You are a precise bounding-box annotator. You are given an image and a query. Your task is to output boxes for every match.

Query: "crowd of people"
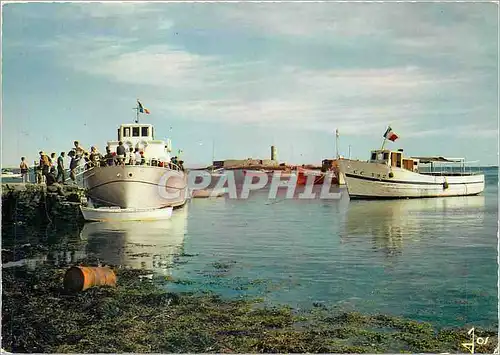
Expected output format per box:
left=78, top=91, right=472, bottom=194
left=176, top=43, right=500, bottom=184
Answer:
left=19, top=140, right=184, bottom=188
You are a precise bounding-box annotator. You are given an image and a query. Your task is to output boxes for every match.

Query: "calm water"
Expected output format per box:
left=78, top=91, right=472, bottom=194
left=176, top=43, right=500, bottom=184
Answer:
left=3, top=168, right=498, bottom=329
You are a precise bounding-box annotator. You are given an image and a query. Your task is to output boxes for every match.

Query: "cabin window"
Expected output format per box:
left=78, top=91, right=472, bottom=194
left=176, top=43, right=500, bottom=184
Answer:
left=403, top=159, right=413, bottom=170
left=391, top=152, right=402, bottom=168
left=141, top=127, right=149, bottom=137
left=371, top=153, right=376, bottom=160
left=123, top=128, right=130, bottom=137
left=132, top=127, right=140, bottom=137
left=383, top=152, right=389, bottom=160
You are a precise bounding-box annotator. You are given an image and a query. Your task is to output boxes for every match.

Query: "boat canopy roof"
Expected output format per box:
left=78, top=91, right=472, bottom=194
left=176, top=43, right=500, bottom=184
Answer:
left=410, top=156, right=465, bottom=164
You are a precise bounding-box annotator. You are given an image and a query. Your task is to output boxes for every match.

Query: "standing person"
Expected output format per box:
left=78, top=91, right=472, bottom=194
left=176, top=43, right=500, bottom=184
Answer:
left=134, top=148, right=141, bottom=165
left=104, top=146, right=114, bottom=166
left=83, top=152, right=91, bottom=170
left=69, top=150, right=78, bottom=183
left=140, top=151, right=146, bottom=165
left=19, top=157, right=29, bottom=183
left=50, top=153, right=57, bottom=171
left=129, top=149, right=136, bottom=166
left=34, top=161, right=42, bottom=184
left=57, top=151, right=66, bottom=183
left=116, top=141, right=126, bottom=166
left=39, top=151, right=50, bottom=179
left=74, top=141, right=85, bottom=158
left=89, top=146, right=101, bottom=168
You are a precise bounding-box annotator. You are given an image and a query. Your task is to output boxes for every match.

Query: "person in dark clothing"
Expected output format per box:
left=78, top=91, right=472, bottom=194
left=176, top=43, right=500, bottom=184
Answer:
left=20, top=157, right=29, bottom=183
left=46, top=169, right=65, bottom=196
left=69, top=150, right=79, bottom=182
left=116, top=141, right=126, bottom=166
left=57, top=152, right=66, bottom=183
left=104, top=146, right=114, bottom=166
left=83, top=152, right=91, bottom=170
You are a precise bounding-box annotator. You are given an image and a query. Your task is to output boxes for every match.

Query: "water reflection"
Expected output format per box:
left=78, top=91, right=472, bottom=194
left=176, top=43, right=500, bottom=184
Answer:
left=80, top=206, right=188, bottom=274
left=342, top=196, right=486, bottom=256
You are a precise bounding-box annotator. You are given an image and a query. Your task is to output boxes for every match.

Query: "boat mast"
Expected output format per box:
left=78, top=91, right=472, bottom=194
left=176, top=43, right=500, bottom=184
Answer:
left=335, top=129, right=339, bottom=159
left=211, top=139, right=215, bottom=172
left=134, top=100, right=140, bottom=124
left=380, top=125, right=389, bottom=150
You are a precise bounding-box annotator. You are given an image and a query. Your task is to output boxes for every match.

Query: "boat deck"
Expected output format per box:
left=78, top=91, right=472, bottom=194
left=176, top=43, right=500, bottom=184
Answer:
left=419, top=172, right=482, bottom=177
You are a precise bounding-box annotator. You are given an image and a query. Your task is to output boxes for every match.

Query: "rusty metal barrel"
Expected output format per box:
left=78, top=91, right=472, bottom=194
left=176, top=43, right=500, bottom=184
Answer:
left=63, top=266, right=116, bottom=292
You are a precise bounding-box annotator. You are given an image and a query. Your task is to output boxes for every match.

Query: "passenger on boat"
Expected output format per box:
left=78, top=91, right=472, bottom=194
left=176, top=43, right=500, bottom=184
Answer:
left=129, top=150, right=136, bottom=165
left=73, top=141, right=85, bottom=158
left=116, top=141, right=126, bottom=166
left=140, top=151, right=146, bottom=165
left=103, top=146, right=114, bottom=166
left=89, top=146, right=101, bottom=168
left=83, top=152, right=91, bottom=170
left=134, top=148, right=141, bottom=165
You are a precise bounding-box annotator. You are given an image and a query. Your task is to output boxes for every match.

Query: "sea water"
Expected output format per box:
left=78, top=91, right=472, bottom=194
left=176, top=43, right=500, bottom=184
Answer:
left=3, top=168, right=498, bottom=329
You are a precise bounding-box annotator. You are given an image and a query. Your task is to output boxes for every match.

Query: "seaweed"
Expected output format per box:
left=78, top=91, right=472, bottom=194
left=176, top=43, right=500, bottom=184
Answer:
left=2, top=265, right=497, bottom=353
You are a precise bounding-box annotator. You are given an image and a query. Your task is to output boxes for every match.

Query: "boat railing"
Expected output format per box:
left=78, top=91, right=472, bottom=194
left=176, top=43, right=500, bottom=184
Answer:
left=419, top=160, right=482, bottom=176
left=81, top=157, right=184, bottom=172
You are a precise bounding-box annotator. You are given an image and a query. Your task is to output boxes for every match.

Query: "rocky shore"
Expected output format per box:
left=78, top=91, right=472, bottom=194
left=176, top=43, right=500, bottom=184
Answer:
left=2, top=183, right=86, bottom=227
left=2, top=262, right=497, bottom=354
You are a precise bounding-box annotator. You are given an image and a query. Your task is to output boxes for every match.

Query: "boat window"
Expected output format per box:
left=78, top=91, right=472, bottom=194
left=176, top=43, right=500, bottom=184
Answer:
left=132, top=127, right=140, bottom=137
left=383, top=152, right=389, bottom=160
left=371, top=152, right=376, bottom=160
left=123, top=128, right=130, bottom=137
left=141, top=127, right=149, bottom=137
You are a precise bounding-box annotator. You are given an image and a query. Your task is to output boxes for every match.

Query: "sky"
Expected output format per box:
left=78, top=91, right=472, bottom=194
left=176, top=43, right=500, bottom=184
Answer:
left=1, top=1, right=499, bottom=168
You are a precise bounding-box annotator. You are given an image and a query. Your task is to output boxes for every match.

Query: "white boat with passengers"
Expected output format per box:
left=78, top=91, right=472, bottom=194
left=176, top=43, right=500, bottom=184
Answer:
left=82, top=101, right=188, bottom=216
left=337, top=150, right=485, bottom=199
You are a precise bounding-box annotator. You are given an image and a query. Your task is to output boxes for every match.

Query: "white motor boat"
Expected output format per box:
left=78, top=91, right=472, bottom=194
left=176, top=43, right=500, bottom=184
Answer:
left=338, top=150, right=485, bottom=199
left=83, top=101, right=188, bottom=209
left=337, top=127, right=484, bottom=199
left=80, top=206, right=173, bottom=222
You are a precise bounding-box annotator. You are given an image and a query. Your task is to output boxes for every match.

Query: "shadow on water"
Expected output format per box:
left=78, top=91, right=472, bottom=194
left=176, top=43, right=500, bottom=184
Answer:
left=80, top=205, right=189, bottom=275
left=342, top=195, right=487, bottom=257
left=2, top=206, right=189, bottom=275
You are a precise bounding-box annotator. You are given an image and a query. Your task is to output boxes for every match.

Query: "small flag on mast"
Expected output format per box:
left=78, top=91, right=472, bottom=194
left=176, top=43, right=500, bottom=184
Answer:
left=137, top=100, right=150, bottom=114
left=383, top=126, right=398, bottom=142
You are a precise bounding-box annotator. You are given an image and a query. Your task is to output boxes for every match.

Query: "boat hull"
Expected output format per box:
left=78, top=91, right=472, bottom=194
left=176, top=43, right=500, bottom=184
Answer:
left=83, top=166, right=188, bottom=209
left=80, top=206, right=173, bottom=222
left=337, top=159, right=485, bottom=199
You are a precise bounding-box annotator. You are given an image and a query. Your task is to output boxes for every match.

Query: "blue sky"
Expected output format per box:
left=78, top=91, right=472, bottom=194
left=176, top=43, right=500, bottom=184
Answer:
left=2, top=2, right=498, bottom=167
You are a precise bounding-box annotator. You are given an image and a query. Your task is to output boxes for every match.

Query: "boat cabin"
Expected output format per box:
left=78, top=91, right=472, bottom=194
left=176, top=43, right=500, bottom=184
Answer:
left=107, top=124, right=173, bottom=164
left=369, top=149, right=476, bottom=175
left=369, top=149, right=419, bottom=172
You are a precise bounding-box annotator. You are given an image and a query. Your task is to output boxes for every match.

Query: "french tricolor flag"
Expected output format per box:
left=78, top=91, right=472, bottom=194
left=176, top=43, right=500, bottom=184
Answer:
left=137, top=100, right=150, bottom=114
left=383, top=126, right=398, bottom=142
